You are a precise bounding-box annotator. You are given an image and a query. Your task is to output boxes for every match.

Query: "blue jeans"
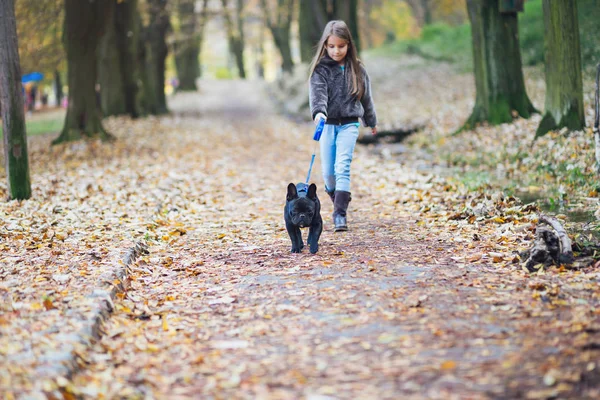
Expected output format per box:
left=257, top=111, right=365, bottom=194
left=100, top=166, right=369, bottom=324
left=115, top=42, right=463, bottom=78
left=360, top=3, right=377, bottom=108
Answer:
left=320, top=123, right=360, bottom=193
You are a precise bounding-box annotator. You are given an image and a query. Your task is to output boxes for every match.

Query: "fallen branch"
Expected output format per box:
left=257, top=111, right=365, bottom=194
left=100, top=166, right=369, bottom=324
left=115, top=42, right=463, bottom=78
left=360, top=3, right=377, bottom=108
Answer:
left=357, top=125, right=423, bottom=144
left=539, top=214, right=574, bottom=264
left=520, top=214, right=574, bottom=272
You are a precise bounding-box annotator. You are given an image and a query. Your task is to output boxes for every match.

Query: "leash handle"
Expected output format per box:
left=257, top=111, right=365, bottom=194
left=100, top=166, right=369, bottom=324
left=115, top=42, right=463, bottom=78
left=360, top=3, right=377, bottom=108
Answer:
left=313, top=118, right=325, bottom=141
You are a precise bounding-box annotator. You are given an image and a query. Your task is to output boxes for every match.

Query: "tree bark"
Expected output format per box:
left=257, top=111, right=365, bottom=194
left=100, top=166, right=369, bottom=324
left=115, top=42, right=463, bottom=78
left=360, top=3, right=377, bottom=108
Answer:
left=146, top=0, right=170, bottom=114
left=98, top=5, right=127, bottom=117
left=332, top=0, right=360, bottom=53
left=137, top=15, right=153, bottom=116
left=299, top=0, right=359, bottom=62
left=53, top=0, right=114, bottom=145
left=0, top=0, right=31, bottom=199
left=173, top=0, right=202, bottom=91
left=423, top=0, right=433, bottom=25
left=536, top=0, right=585, bottom=137
left=99, top=0, right=139, bottom=118
left=54, top=70, right=63, bottom=108
left=299, top=0, right=327, bottom=63
left=115, top=0, right=140, bottom=118
left=261, top=0, right=295, bottom=73
left=405, top=0, right=426, bottom=26
left=222, top=0, right=246, bottom=79
left=461, top=0, right=536, bottom=132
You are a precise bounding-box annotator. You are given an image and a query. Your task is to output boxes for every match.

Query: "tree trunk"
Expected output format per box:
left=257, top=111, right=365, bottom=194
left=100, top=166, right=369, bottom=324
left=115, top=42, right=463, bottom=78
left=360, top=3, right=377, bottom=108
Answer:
left=261, top=0, right=294, bottom=73
left=115, top=0, right=139, bottom=118
left=271, top=26, right=294, bottom=73
left=222, top=0, right=246, bottom=79
left=332, top=0, right=360, bottom=53
left=146, top=0, right=170, bottom=114
left=536, top=0, right=585, bottom=137
left=98, top=6, right=126, bottom=117
left=461, top=0, right=536, bottom=132
left=299, top=0, right=325, bottom=63
left=0, top=0, right=31, bottom=200
left=406, top=0, right=426, bottom=26
left=100, top=0, right=139, bottom=118
left=299, top=0, right=359, bottom=62
left=423, top=0, right=433, bottom=24
left=54, top=70, right=63, bottom=107
left=174, top=0, right=200, bottom=91
left=53, top=0, right=114, bottom=145
left=137, top=16, right=153, bottom=116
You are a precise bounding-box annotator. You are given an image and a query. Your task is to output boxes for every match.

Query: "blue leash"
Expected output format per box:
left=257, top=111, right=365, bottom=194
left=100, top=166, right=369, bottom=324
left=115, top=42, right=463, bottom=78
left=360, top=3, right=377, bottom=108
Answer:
left=305, top=118, right=325, bottom=185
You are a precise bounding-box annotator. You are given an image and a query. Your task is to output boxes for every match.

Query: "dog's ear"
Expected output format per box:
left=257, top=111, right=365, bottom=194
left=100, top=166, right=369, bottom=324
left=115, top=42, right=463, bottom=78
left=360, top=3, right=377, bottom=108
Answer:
left=287, top=183, right=298, bottom=201
left=307, top=183, right=317, bottom=200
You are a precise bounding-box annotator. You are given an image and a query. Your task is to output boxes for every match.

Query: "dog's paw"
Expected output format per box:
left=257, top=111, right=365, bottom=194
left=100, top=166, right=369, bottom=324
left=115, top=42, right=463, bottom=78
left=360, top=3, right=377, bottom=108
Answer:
left=291, top=247, right=301, bottom=253
left=309, top=243, right=318, bottom=254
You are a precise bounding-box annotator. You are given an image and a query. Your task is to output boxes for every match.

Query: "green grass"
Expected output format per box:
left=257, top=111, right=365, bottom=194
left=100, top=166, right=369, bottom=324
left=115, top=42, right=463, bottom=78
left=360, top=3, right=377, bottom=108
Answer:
left=0, top=116, right=63, bottom=138
left=371, top=0, right=600, bottom=74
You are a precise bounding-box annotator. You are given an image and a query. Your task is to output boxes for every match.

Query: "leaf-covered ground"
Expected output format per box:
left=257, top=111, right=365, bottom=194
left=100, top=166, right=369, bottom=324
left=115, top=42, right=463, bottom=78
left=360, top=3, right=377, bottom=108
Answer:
left=1, top=55, right=600, bottom=399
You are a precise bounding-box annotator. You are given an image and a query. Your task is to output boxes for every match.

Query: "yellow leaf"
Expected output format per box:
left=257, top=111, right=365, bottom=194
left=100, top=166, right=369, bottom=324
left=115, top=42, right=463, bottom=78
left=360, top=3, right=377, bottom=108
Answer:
left=117, top=304, right=132, bottom=313
left=147, top=343, right=160, bottom=352
left=162, top=314, right=169, bottom=331
left=441, top=360, right=457, bottom=370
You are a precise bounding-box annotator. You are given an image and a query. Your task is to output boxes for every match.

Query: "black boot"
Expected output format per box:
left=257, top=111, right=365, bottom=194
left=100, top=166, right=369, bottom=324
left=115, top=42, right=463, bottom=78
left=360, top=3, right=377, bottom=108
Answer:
left=325, top=189, right=335, bottom=203
left=333, top=191, right=351, bottom=232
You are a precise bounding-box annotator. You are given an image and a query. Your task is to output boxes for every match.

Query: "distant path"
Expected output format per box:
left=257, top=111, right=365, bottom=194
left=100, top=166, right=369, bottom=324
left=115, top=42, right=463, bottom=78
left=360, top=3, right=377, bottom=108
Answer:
left=70, top=77, right=600, bottom=399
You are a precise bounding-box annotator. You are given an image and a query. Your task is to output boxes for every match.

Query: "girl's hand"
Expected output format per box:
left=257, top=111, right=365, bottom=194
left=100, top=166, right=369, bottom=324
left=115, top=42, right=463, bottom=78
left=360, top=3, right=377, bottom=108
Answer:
left=314, top=113, right=326, bottom=125
left=371, top=126, right=377, bottom=136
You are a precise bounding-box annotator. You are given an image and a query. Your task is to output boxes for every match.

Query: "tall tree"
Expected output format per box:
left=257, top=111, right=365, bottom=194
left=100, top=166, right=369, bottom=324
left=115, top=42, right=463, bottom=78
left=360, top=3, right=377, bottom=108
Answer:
left=0, top=0, right=31, bottom=199
left=145, top=0, right=170, bottom=114
left=98, top=2, right=126, bottom=117
left=261, top=0, right=295, bottom=73
left=222, top=0, right=246, bottom=79
left=173, top=0, right=209, bottom=90
left=405, top=0, right=433, bottom=26
left=137, top=12, right=153, bottom=116
left=98, top=0, right=140, bottom=118
left=536, top=0, right=585, bottom=137
left=333, top=0, right=360, bottom=51
left=299, top=0, right=360, bottom=63
left=299, top=0, right=327, bottom=63
left=461, top=0, right=536, bottom=132
left=116, top=0, right=141, bottom=118
left=53, top=0, right=114, bottom=144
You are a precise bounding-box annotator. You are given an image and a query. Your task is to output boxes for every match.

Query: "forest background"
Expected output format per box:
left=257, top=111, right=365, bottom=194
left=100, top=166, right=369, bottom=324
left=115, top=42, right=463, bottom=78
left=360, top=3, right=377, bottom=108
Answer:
left=4, top=0, right=600, bottom=218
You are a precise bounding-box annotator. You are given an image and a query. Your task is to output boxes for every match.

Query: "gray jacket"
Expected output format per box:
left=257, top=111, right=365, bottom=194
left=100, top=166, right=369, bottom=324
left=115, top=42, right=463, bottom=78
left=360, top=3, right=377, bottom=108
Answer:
left=309, top=55, right=377, bottom=128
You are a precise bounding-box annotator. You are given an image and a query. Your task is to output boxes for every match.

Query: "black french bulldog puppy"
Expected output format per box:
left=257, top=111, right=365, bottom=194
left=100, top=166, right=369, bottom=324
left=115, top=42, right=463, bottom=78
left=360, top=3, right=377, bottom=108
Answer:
left=284, top=182, right=323, bottom=254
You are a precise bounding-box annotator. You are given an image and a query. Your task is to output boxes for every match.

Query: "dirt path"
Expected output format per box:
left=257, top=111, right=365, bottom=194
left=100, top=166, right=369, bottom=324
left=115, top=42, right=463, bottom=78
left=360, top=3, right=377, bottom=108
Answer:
left=60, top=76, right=600, bottom=400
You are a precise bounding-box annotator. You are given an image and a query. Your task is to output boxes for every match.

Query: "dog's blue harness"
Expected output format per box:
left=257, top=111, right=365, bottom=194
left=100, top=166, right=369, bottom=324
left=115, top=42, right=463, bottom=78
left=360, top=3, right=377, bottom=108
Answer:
left=296, top=182, right=309, bottom=197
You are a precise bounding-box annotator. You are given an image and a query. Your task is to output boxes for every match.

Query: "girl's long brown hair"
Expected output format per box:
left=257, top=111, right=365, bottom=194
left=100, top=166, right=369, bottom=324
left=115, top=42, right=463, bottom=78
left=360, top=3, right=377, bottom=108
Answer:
left=308, top=20, right=365, bottom=100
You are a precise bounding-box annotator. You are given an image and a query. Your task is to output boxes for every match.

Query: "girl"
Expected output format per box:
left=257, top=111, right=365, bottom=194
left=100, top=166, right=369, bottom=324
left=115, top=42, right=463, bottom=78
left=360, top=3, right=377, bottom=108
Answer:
left=309, top=20, right=377, bottom=232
